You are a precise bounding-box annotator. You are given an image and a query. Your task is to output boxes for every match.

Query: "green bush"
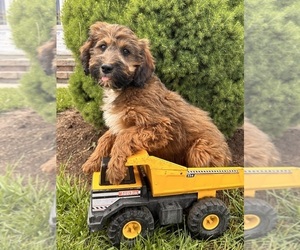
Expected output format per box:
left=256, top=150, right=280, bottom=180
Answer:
left=245, top=0, right=300, bottom=137
left=61, top=0, right=128, bottom=59
left=57, top=87, right=74, bottom=113
left=68, top=65, right=104, bottom=126
left=7, top=0, right=56, bottom=122
left=62, top=0, right=244, bottom=136
left=19, top=63, right=56, bottom=123
left=7, top=0, right=55, bottom=59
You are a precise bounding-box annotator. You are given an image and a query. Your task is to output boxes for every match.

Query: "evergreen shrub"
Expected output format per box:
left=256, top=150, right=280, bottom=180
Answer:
left=19, top=63, right=56, bottom=123
left=245, top=0, right=300, bottom=137
left=68, top=65, right=104, bottom=127
left=62, top=0, right=244, bottom=136
left=61, top=0, right=128, bottom=59
left=7, top=0, right=55, bottom=59
left=7, top=0, right=56, bottom=122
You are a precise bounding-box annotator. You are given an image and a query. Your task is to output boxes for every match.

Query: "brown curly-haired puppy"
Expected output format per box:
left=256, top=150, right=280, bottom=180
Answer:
left=244, top=118, right=280, bottom=167
left=80, top=22, right=231, bottom=184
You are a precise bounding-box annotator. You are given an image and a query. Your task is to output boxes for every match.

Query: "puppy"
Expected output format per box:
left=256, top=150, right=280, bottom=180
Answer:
left=80, top=22, right=232, bottom=184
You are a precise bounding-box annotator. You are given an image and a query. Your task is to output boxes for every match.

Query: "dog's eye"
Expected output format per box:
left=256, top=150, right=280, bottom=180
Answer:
left=99, top=44, right=107, bottom=51
left=122, top=48, right=130, bottom=56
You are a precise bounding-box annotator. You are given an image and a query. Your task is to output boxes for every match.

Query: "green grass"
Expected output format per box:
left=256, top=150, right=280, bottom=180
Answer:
left=57, top=166, right=243, bottom=250
left=0, top=86, right=74, bottom=113
left=57, top=87, right=74, bottom=112
left=0, top=88, right=27, bottom=112
left=245, top=189, right=300, bottom=250
left=0, top=167, right=55, bottom=250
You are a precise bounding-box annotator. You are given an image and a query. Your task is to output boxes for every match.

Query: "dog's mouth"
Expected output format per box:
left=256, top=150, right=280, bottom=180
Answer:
left=99, top=75, right=123, bottom=90
left=99, top=76, right=111, bottom=87
left=101, top=76, right=110, bottom=82
left=98, top=75, right=112, bottom=88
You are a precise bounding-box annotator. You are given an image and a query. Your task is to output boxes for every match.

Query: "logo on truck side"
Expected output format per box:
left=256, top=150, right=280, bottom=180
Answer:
left=118, top=190, right=141, bottom=196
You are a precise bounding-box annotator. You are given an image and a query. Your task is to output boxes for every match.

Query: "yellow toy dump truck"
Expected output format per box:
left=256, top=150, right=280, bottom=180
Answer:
left=87, top=150, right=243, bottom=246
left=244, top=167, right=300, bottom=239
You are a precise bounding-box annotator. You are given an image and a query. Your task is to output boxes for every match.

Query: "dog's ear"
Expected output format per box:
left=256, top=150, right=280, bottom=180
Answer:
left=80, top=22, right=109, bottom=75
left=134, top=39, right=155, bottom=87
left=79, top=38, right=93, bottom=75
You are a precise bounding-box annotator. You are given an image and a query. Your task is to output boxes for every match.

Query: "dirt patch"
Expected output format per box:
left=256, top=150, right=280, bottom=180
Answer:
left=0, top=108, right=56, bottom=187
left=56, top=109, right=105, bottom=183
left=227, top=128, right=244, bottom=166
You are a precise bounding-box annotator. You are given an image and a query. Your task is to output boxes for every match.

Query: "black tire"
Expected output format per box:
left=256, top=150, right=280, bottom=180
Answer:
left=187, top=198, right=230, bottom=239
left=244, top=198, right=277, bottom=239
left=107, top=207, right=154, bottom=246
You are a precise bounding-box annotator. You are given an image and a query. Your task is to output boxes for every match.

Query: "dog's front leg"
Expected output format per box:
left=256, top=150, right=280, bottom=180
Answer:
left=106, top=123, right=172, bottom=184
left=82, top=130, right=116, bottom=173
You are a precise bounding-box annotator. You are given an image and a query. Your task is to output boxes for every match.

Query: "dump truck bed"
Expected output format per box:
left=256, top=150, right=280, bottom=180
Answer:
left=126, top=151, right=244, bottom=198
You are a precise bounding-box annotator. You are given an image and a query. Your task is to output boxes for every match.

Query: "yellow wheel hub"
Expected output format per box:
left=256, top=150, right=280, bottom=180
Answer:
left=122, top=221, right=142, bottom=239
left=202, top=214, right=220, bottom=230
left=244, top=214, right=261, bottom=230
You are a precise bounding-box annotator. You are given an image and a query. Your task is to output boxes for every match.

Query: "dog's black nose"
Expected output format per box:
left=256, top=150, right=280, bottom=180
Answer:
left=101, top=64, right=113, bottom=74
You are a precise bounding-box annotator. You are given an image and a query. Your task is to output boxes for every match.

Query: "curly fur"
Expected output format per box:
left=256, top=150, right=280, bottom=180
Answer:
left=80, top=22, right=232, bottom=184
left=244, top=118, right=281, bottom=167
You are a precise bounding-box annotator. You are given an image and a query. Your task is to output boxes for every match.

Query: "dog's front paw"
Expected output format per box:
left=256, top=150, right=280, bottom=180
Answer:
left=106, top=157, right=127, bottom=185
left=82, top=160, right=100, bottom=174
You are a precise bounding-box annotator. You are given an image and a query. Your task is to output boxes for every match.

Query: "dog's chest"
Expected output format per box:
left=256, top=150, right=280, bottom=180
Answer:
left=102, top=89, right=125, bottom=134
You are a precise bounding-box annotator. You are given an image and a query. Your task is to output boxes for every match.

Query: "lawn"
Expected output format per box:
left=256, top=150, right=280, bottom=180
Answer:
left=0, top=167, right=55, bottom=250
left=245, top=189, right=300, bottom=250
left=0, top=88, right=26, bottom=112
left=0, top=87, right=73, bottom=113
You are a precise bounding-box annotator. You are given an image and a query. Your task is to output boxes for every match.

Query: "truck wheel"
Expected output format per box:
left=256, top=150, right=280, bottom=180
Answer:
left=244, top=198, right=277, bottom=239
left=107, top=207, right=154, bottom=246
left=187, top=198, right=229, bottom=239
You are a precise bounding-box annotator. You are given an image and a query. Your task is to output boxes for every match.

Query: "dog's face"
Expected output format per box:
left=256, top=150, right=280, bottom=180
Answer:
left=80, top=22, right=155, bottom=89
